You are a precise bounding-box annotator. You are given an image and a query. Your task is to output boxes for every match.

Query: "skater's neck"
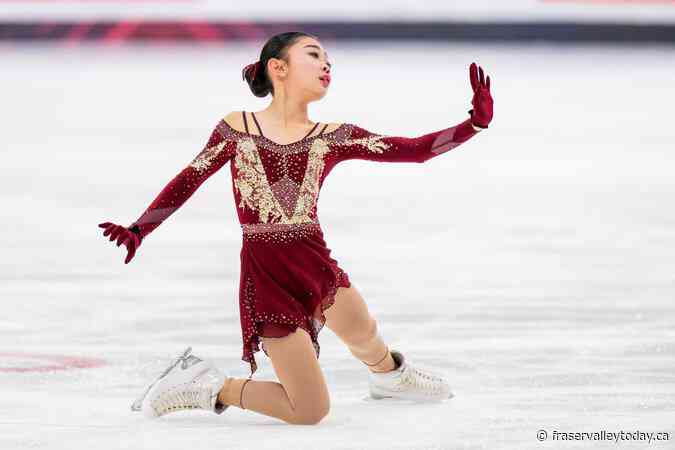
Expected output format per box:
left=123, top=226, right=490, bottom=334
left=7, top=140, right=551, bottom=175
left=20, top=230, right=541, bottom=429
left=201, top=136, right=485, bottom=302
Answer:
left=258, top=98, right=312, bottom=128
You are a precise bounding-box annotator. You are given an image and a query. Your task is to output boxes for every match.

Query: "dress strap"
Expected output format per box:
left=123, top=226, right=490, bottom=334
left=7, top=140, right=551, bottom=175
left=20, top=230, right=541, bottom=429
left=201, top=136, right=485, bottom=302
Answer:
left=317, top=124, right=330, bottom=136
left=303, top=122, right=321, bottom=139
left=250, top=112, right=265, bottom=137
left=242, top=110, right=250, bottom=135
left=251, top=112, right=321, bottom=141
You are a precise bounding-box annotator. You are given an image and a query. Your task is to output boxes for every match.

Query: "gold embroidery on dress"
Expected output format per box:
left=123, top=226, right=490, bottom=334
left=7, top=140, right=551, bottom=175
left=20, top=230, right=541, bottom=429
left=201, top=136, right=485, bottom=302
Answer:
left=233, top=138, right=288, bottom=223
left=188, top=140, right=229, bottom=175
left=231, top=135, right=338, bottom=224
left=342, top=134, right=391, bottom=154
left=292, top=139, right=332, bottom=222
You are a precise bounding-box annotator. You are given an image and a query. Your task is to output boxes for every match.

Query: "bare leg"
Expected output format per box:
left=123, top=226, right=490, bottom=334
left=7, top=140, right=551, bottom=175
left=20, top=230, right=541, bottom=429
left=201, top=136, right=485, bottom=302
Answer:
left=323, top=284, right=398, bottom=373
left=217, top=327, right=330, bottom=425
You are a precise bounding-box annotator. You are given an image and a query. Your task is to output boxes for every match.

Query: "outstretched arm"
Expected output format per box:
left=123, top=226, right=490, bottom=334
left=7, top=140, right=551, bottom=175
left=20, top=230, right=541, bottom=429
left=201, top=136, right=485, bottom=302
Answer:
left=98, top=119, right=237, bottom=264
left=128, top=120, right=236, bottom=241
left=331, top=62, right=494, bottom=164
left=333, top=117, right=482, bottom=164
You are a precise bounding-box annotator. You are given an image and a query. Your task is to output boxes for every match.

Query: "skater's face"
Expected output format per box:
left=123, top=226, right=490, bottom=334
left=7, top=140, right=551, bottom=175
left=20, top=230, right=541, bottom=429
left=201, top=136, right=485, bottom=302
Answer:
left=268, top=37, right=332, bottom=102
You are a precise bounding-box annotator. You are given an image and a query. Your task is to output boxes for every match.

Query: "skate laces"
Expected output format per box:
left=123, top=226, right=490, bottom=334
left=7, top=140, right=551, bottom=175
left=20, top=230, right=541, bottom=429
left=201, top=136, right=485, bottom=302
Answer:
left=150, top=382, right=212, bottom=416
left=398, top=365, right=447, bottom=396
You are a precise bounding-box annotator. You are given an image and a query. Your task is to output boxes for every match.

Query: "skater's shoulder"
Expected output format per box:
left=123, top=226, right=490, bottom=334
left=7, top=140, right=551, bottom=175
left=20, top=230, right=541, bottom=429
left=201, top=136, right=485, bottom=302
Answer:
left=216, top=110, right=258, bottom=142
left=221, top=110, right=246, bottom=134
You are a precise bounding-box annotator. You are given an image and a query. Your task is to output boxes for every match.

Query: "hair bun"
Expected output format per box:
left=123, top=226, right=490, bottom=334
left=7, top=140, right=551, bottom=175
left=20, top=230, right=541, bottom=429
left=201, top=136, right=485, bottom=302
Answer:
left=242, top=61, right=261, bottom=81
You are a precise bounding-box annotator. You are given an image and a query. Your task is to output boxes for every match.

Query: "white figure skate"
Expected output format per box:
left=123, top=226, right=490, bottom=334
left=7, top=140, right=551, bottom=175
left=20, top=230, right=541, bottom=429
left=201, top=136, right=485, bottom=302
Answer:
left=368, top=349, right=453, bottom=401
left=131, top=347, right=228, bottom=418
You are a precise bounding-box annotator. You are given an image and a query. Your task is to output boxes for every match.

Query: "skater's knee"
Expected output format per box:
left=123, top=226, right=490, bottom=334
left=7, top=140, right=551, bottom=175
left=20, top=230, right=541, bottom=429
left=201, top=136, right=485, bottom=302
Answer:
left=289, top=386, right=330, bottom=425
left=291, top=400, right=330, bottom=425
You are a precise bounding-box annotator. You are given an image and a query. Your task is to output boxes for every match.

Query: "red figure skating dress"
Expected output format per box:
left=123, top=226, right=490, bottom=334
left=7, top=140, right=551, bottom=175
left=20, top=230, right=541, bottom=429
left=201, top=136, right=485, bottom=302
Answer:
left=128, top=110, right=481, bottom=378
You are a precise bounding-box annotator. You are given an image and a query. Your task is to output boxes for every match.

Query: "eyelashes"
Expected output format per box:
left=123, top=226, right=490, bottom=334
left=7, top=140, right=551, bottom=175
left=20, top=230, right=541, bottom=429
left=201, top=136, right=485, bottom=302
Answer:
left=310, top=52, right=332, bottom=69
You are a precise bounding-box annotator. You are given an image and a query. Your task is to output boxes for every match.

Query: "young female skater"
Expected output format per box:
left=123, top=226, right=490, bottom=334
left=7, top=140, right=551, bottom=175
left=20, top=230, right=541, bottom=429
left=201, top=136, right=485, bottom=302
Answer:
left=98, top=31, right=493, bottom=425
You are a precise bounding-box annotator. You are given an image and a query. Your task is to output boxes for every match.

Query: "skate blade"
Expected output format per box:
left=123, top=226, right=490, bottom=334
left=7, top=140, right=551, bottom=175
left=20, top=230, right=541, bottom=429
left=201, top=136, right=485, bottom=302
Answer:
left=368, top=389, right=450, bottom=402
left=362, top=394, right=411, bottom=403
left=370, top=392, right=390, bottom=400
left=130, top=346, right=192, bottom=412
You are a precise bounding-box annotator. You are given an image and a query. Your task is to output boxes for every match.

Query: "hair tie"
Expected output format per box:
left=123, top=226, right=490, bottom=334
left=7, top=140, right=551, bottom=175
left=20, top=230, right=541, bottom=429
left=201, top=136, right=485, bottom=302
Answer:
left=242, top=60, right=262, bottom=81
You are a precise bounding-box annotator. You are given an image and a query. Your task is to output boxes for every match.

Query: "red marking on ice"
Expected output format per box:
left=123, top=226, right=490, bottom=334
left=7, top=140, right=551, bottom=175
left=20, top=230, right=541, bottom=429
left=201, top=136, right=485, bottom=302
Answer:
left=0, top=353, right=106, bottom=373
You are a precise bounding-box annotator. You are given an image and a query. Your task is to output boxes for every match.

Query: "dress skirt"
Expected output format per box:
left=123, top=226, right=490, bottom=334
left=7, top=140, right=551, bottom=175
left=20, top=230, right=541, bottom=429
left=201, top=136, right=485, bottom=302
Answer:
left=238, top=222, right=351, bottom=379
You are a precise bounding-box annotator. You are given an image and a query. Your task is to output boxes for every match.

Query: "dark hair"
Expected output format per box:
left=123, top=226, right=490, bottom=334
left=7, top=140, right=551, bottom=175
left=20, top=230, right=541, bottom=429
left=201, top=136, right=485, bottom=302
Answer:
left=242, top=31, right=318, bottom=98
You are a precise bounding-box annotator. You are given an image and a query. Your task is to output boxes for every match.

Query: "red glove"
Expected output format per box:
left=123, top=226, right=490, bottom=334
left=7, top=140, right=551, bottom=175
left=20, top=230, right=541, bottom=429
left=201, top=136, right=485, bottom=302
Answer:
left=467, top=62, right=494, bottom=129
left=97, top=222, right=142, bottom=264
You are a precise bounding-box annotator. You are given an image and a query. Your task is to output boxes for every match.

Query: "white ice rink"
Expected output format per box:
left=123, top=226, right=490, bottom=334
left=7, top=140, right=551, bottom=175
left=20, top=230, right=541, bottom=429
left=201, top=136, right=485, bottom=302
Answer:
left=1, top=41, right=674, bottom=449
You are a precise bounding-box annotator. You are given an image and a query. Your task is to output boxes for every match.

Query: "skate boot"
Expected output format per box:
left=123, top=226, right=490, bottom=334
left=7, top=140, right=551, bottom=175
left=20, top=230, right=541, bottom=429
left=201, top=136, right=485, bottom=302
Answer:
left=368, top=349, right=453, bottom=401
left=131, top=347, right=229, bottom=418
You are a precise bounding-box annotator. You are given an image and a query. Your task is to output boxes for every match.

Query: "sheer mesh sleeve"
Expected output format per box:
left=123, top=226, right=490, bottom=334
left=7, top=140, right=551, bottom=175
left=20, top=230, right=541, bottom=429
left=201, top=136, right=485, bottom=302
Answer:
left=128, top=120, right=237, bottom=240
left=332, top=117, right=481, bottom=164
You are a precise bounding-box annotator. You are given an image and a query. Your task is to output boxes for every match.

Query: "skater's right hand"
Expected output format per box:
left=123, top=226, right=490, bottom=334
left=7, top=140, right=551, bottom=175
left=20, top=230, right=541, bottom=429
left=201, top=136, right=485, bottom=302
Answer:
left=98, top=222, right=142, bottom=264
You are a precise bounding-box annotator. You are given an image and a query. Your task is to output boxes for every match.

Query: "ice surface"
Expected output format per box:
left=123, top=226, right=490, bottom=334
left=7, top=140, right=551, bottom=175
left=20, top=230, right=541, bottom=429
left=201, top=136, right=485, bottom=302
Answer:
left=1, top=41, right=674, bottom=449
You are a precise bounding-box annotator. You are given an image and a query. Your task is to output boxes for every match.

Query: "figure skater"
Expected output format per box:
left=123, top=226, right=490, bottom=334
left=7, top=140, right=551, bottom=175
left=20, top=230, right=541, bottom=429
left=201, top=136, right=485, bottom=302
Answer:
left=98, top=31, right=493, bottom=425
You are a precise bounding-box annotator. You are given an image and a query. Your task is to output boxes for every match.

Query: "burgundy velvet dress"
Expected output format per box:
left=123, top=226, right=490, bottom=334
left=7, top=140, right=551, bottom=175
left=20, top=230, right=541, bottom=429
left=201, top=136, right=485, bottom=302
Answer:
left=129, top=110, right=480, bottom=378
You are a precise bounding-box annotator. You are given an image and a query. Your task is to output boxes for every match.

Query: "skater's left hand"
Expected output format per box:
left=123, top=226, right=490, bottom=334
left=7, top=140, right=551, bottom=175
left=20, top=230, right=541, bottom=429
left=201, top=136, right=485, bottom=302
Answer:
left=468, top=62, right=493, bottom=129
